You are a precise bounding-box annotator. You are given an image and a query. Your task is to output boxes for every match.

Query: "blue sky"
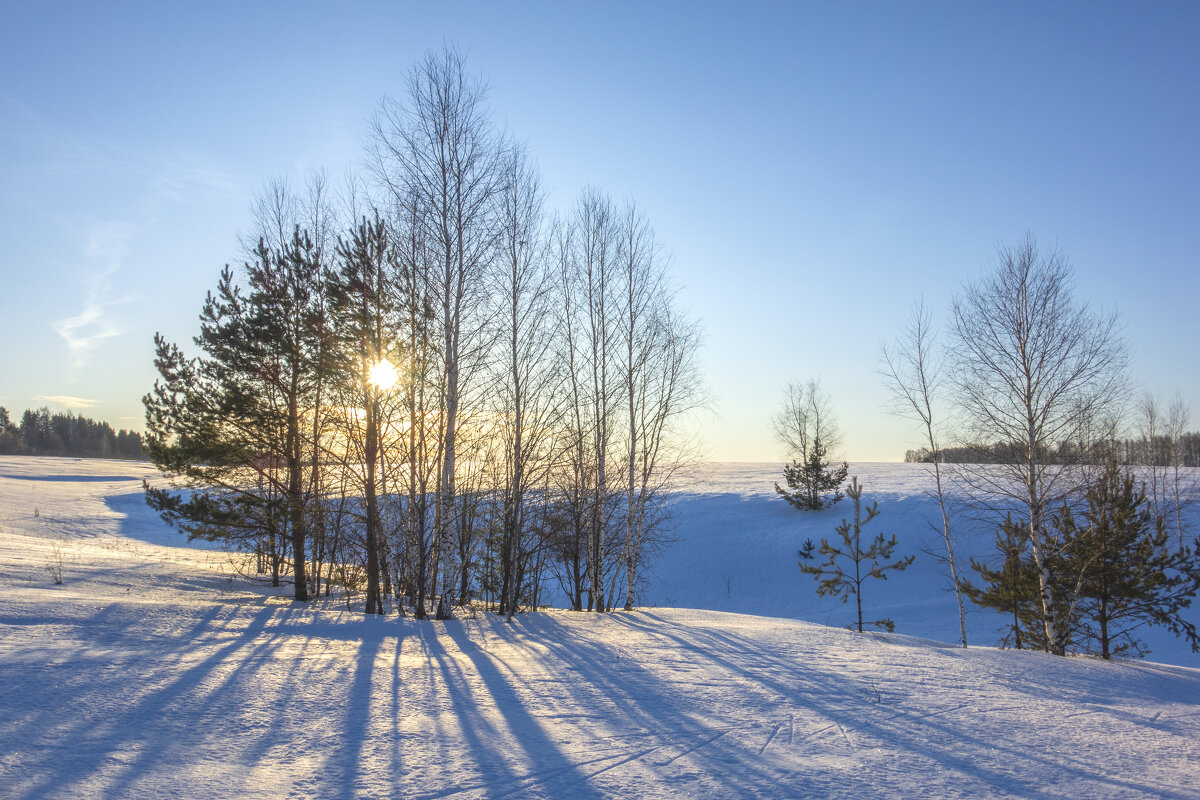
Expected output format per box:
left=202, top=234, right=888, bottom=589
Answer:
left=2, top=2, right=1197, bottom=461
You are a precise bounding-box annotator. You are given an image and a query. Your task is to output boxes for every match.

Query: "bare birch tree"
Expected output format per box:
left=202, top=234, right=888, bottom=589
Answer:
left=1138, top=394, right=1168, bottom=524
left=369, top=46, right=506, bottom=618
left=1166, top=394, right=1194, bottom=547
left=773, top=379, right=848, bottom=510
left=617, top=204, right=704, bottom=610
left=563, top=187, right=622, bottom=612
left=948, top=234, right=1128, bottom=655
left=389, top=188, right=442, bottom=618
left=491, top=148, right=563, bottom=619
left=881, top=300, right=967, bottom=647
left=551, top=215, right=590, bottom=610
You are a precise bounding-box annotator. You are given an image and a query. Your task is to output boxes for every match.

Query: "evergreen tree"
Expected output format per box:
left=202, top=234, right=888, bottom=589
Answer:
left=775, top=433, right=849, bottom=511
left=799, top=476, right=914, bottom=632
left=1057, top=458, right=1200, bottom=659
left=961, top=515, right=1047, bottom=650
left=326, top=213, right=402, bottom=616
left=144, top=228, right=327, bottom=601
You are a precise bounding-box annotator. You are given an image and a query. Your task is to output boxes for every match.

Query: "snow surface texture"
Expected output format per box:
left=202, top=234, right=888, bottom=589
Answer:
left=1, top=456, right=1199, bottom=799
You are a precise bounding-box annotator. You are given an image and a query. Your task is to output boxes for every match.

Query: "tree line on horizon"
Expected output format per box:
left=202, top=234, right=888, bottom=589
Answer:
left=143, top=47, right=704, bottom=620
left=903, top=430, right=1200, bottom=468
left=0, top=406, right=144, bottom=460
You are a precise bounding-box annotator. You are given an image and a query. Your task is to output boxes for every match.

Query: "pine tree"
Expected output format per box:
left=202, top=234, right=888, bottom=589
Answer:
left=799, top=476, right=914, bottom=632
left=961, top=515, right=1048, bottom=650
left=326, top=213, right=401, bottom=616
left=1058, top=458, right=1200, bottom=659
left=775, top=433, right=849, bottom=511
left=143, top=228, right=328, bottom=601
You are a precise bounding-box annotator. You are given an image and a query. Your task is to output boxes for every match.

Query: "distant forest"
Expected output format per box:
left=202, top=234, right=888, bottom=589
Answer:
left=0, top=406, right=144, bottom=460
left=904, top=433, right=1200, bottom=468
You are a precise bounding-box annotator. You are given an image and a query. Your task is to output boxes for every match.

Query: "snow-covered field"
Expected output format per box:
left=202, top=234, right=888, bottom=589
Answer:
left=654, top=462, right=1200, bottom=666
left=2, top=456, right=1199, bottom=799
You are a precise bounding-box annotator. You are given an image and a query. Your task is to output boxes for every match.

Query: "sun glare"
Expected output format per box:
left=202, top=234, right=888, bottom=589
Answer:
left=369, top=359, right=399, bottom=390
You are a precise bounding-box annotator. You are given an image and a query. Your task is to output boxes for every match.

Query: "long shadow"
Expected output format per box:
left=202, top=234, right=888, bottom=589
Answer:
left=327, top=621, right=387, bottom=800
left=613, top=611, right=1182, bottom=798
left=5, top=604, right=276, bottom=800
left=434, top=619, right=607, bottom=800
left=96, top=616, right=298, bottom=800
left=0, top=602, right=229, bottom=747
left=0, top=474, right=145, bottom=483
left=509, top=613, right=770, bottom=798
left=414, top=622, right=537, bottom=798
left=5, top=600, right=413, bottom=800
left=103, top=492, right=226, bottom=551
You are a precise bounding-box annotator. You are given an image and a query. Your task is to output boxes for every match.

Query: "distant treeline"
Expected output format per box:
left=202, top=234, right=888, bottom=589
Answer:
left=904, top=433, right=1200, bottom=467
left=0, top=406, right=144, bottom=460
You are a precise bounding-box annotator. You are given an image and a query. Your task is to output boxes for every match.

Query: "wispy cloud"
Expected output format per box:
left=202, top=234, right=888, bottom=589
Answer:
left=35, top=395, right=99, bottom=410
left=53, top=221, right=137, bottom=360
left=6, top=93, right=242, bottom=365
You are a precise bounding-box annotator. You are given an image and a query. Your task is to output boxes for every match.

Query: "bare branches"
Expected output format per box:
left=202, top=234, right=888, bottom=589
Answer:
left=774, top=379, right=841, bottom=463
left=881, top=299, right=967, bottom=647
left=947, top=234, right=1129, bottom=654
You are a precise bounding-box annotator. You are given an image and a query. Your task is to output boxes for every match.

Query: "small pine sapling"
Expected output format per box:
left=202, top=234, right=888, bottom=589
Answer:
left=798, top=538, right=816, bottom=561
left=776, top=434, right=849, bottom=511
left=799, top=476, right=914, bottom=632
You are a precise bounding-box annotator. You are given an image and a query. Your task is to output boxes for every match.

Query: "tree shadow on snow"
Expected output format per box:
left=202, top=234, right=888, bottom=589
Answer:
left=607, top=611, right=1180, bottom=798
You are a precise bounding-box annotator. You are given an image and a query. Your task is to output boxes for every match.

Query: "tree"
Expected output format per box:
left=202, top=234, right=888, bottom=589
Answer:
left=617, top=203, right=704, bottom=610
left=369, top=46, right=507, bottom=619
left=881, top=300, right=968, bottom=647
left=326, top=213, right=401, bottom=615
left=1165, top=394, right=1194, bottom=548
left=1057, top=457, right=1200, bottom=659
left=961, top=515, right=1047, bottom=650
left=948, top=234, right=1128, bottom=655
left=489, top=146, right=561, bottom=620
left=799, top=476, right=914, bottom=632
left=144, top=226, right=328, bottom=601
left=1137, top=393, right=1169, bottom=527
left=560, top=188, right=622, bottom=613
left=549, top=214, right=591, bottom=611
left=774, top=379, right=847, bottom=511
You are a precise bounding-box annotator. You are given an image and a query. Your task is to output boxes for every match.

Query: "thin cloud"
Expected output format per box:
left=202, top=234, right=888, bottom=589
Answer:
left=53, top=221, right=136, bottom=359
left=35, top=395, right=99, bottom=410
left=7, top=94, right=239, bottom=362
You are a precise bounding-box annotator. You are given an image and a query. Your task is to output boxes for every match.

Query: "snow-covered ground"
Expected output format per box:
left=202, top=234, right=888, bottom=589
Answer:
left=651, top=462, right=1200, bottom=666
left=2, top=456, right=1199, bottom=799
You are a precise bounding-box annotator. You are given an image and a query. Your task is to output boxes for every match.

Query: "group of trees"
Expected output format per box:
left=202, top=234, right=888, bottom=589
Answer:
left=773, top=383, right=914, bottom=634
left=773, top=380, right=848, bottom=511
left=963, top=456, right=1200, bottom=658
left=143, top=48, right=703, bottom=619
left=781, top=235, right=1198, bottom=659
left=0, top=406, right=144, bottom=459
left=904, top=428, right=1200, bottom=469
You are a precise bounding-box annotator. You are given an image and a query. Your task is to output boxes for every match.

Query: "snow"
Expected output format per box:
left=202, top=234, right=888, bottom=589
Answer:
left=649, top=462, right=1200, bottom=665
left=2, top=455, right=1199, bottom=798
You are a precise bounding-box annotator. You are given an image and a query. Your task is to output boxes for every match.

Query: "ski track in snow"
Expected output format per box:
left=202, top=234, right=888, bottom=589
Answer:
left=0, top=455, right=1198, bottom=798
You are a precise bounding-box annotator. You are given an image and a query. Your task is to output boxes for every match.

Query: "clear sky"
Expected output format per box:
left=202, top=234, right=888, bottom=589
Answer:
left=2, top=2, right=1198, bottom=462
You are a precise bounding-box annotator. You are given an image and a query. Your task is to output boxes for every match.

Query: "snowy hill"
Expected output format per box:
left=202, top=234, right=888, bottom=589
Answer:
left=1, top=456, right=1199, bottom=798
left=648, top=461, right=1200, bottom=666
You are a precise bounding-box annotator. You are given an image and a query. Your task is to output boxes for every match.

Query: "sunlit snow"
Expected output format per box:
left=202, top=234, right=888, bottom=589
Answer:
left=1, top=456, right=1198, bottom=799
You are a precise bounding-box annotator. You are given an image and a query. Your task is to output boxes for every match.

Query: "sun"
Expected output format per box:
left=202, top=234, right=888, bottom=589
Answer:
left=368, top=359, right=399, bottom=390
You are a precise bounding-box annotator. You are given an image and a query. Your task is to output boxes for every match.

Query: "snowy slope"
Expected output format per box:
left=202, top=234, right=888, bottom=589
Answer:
left=2, top=456, right=1200, bottom=799
left=646, top=462, right=1200, bottom=666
